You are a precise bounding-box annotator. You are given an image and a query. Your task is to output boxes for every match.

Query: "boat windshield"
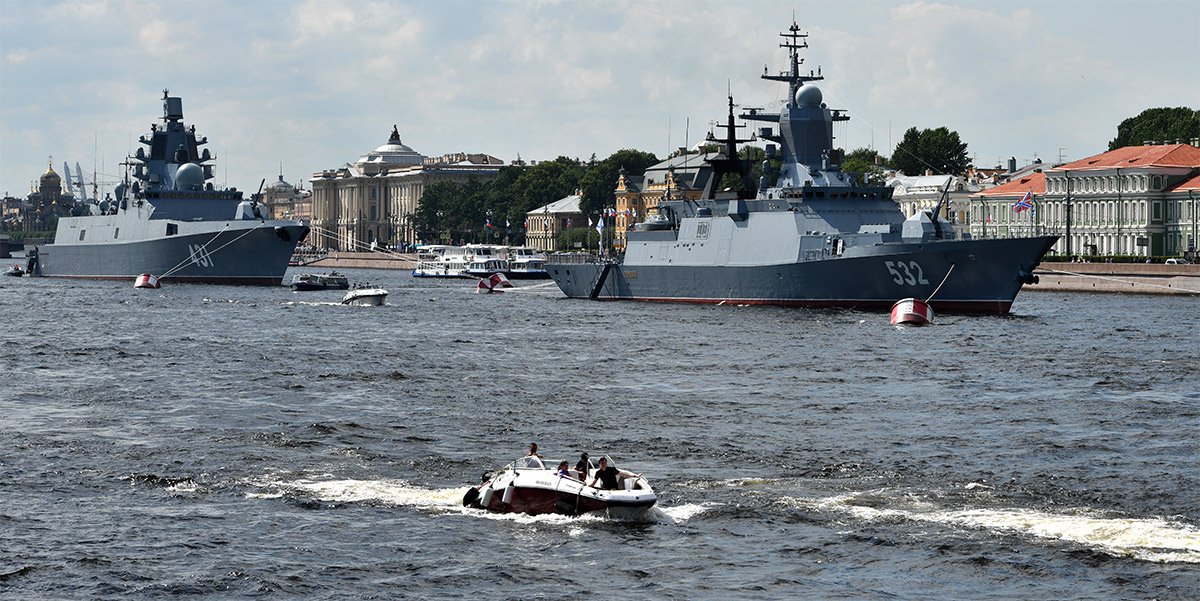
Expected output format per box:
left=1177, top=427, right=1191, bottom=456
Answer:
left=515, top=456, right=545, bottom=470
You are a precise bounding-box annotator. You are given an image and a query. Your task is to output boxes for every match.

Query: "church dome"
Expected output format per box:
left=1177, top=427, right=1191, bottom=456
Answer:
left=40, top=165, right=61, bottom=185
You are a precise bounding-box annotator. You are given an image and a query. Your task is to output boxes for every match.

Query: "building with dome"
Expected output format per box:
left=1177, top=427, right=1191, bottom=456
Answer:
left=260, top=172, right=312, bottom=221
left=23, top=157, right=77, bottom=230
left=310, top=126, right=504, bottom=250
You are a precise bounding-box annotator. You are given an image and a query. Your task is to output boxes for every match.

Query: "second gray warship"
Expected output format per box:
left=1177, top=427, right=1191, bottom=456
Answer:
left=29, top=90, right=309, bottom=285
left=546, top=20, right=1057, bottom=315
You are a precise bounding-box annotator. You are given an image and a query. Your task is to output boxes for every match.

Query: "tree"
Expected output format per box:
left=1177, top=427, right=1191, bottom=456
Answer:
left=577, top=149, right=659, bottom=216
left=1109, top=107, right=1200, bottom=150
left=840, top=147, right=887, bottom=185
left=891, top=126, right=970, bottom=176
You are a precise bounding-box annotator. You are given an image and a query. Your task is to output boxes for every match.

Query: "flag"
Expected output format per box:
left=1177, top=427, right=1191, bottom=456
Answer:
left=1012, top=191, right=1033, bottom=213
left=486, top=217, right=493, bottom=229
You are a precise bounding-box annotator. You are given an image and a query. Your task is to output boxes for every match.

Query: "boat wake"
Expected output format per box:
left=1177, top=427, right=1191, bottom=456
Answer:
left=785, top=490, right=1200, bottom=564
left=246, top=476, right=703, bottom=525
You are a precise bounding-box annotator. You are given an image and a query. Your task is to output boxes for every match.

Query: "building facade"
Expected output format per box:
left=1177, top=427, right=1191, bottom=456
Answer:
left=971, top=143, right=1200, bottom=258
left=613, top=153, right=714, bottom=251
left=260, top=174, right=312, bottom=221
left=310, top=126, right=503, bottom=251
left=526, top=194, right=583, bottom=252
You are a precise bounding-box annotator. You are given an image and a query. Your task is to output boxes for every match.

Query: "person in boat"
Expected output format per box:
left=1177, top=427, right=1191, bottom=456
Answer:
left=556, top=461, right=571, bottom=478
left=526, top=442, right=542, bottom=458
left=574, top=452, right=591, bottom=478
left=589, top=456, right=621, bottom=490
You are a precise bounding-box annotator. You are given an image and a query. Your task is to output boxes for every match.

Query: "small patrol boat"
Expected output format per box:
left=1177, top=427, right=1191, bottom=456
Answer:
left=4, top=264, right=23, bottom=277
left=463, top=455, right=656, bottom=516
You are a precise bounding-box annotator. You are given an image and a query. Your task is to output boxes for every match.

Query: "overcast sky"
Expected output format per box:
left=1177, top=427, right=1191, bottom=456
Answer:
left=2, top=0, right=1197, bottom=198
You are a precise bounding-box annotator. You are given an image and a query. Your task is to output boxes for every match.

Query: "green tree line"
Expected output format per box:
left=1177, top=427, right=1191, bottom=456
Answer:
left=412, top=150, right=657, bottom=245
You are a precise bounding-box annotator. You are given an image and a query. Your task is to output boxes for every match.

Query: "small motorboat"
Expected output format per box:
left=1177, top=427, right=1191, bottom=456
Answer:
left=4, top=264, right=23, bottom=277
left=341, top=286, right=388, bottom=306
left=463, top=455, right=656, bottom=515
left=290, top=271, right=350, bottom=291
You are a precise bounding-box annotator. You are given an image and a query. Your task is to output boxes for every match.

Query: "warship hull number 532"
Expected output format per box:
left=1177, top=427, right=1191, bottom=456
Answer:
left=547, top=19, right=1057, bottom=315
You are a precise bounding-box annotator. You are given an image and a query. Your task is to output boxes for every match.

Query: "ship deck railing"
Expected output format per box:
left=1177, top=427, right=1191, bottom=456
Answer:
left=546, top=252, right=618, bottom=265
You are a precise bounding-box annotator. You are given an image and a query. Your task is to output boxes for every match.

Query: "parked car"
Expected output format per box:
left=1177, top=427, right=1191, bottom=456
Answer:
left=1164, top=258, right=1191, bottom=264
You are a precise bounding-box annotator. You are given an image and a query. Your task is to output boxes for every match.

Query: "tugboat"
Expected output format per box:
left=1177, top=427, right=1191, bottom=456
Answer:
left=546, top=19, right=1057, bottom=315
left=28, top=90, right=310, bottom=285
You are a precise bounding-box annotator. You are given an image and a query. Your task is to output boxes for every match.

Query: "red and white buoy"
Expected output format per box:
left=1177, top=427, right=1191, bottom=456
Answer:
left=134, top=273, right=161, bottom=289
left=476, top=272, right=514, bottom=294
left=890, top=297, right=933, bottom=326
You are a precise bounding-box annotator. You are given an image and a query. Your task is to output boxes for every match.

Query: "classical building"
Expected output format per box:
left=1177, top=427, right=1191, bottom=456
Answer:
left=310, top=126, right=503, bottom=251
left=259, top=173, right=312, bottom=221
left=971, top=171, right=1046, bottom=241
left=613, top=152, right=714, bottom=251
left=972, top=143, right=1200, bottom=258
left=526, top=193, right=583, bottom=252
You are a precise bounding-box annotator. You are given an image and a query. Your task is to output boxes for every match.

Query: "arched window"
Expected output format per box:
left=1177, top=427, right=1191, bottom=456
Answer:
left=370, top=204, right=377, bottom=220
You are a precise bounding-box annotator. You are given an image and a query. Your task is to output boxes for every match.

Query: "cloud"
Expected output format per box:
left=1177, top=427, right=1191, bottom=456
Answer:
left=4, top=48, right=30, bottom=64
left=295, top=0, right=359, bottom=43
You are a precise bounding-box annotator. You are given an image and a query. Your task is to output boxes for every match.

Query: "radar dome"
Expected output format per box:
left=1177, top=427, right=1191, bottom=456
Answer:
left=795, top=85, right=823, bottom=108
left=174, top=163, right=205, bottom=191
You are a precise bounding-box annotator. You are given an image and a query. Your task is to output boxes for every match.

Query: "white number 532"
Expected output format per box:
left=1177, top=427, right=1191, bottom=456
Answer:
left=884, top=260, right=930, bottom=286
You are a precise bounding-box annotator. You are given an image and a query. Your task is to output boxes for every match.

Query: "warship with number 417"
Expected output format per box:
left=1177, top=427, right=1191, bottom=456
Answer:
left=546, top=20, right=1057, bottom=315
left=28, top=90, right=309, bottom=285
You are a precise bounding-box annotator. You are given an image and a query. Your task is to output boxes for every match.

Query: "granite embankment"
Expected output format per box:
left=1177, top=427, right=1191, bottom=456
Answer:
left=1030, top=262, right=1200, bottom=295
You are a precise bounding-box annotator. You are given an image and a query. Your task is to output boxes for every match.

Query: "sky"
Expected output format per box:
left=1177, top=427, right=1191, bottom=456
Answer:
left=1, top=0, right=1197, bottom=198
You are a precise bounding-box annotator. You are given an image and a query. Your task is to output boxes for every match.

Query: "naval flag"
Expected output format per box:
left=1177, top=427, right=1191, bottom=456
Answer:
left=1013, top=191, right=1034, bottom=213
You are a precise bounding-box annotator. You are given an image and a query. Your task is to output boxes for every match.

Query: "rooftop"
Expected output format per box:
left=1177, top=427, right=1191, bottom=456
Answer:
left=976, top=171, right=1046, bottom=197
left=1052, top=144, right=1200, bottom=171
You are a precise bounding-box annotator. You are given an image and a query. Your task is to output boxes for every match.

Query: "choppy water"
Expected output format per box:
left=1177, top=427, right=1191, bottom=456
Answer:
left=2, top=270, right=1198, bottom=599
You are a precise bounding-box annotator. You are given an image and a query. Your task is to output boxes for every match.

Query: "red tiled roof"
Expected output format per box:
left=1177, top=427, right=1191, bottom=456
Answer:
left=1168, top=172, right=1200, bottom=192
left=1051, top=144, right=1200, bottom=171
left=976, top=171, right=1045, bottom=197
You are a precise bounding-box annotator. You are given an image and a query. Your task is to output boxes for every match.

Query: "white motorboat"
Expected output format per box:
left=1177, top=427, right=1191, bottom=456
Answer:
left=462, top=455, right=656, bottom=515
left=341, top=286, right=388, bottom=306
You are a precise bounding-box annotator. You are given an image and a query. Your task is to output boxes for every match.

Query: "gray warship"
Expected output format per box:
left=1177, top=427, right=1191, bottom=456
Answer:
left=29, top=90, right=309, bottom=285
left=546, top=20, right=1057, bottom=315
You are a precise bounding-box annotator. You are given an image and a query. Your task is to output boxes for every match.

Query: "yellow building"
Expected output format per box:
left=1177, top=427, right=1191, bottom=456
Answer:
left=613, top=153, right=714, bottom=251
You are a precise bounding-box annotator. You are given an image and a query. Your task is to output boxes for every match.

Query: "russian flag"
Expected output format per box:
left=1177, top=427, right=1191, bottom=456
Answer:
left=485, top=217, right=493, bottom=229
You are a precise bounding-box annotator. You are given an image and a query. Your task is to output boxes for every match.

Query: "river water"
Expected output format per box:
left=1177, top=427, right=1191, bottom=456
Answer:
left=2, top=270, right=1198, bottom=599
